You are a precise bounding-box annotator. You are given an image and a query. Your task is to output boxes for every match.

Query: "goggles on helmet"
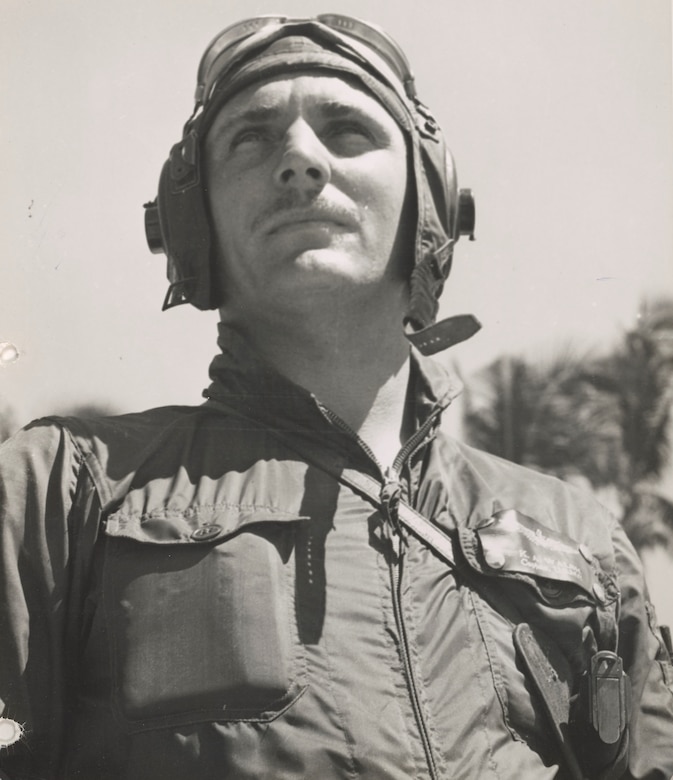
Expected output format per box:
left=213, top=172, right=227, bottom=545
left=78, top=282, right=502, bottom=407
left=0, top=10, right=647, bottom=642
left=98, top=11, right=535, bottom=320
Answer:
left=194, top=14, right=417, bottom=111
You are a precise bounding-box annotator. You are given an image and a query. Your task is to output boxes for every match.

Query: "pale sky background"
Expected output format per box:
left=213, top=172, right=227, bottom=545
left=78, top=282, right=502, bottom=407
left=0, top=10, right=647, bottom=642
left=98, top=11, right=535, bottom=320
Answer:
left=2, top=0, right=672, bottom=430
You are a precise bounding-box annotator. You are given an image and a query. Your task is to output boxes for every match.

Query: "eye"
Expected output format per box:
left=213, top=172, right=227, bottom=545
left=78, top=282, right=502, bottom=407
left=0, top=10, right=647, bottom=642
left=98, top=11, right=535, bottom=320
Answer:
left=230, top=127, right=268, bottom=149
left=328, top=120, right=370, bottom=136
left=322, top=121, right=376, bottom=154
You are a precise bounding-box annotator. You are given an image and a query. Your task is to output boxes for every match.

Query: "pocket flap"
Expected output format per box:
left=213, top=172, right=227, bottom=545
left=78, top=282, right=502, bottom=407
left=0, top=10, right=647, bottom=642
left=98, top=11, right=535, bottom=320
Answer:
left=105, top=505, right=308, bottom=545
left=473, top=508, right=595, bottom=592
left=458, top=508, right=621, bottom=609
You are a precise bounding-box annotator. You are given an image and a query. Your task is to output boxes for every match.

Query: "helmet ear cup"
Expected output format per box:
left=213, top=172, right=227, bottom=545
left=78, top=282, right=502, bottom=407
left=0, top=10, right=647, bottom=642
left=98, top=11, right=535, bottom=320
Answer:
left=144, top=133, right=216, bottom=311
left=457, top=189, right=476, bottom=241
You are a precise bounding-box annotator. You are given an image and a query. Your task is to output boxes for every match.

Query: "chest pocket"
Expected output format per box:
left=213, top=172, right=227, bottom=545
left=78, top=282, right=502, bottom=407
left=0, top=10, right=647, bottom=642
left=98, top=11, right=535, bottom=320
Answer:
left=102, top=506, right=308, bottom=733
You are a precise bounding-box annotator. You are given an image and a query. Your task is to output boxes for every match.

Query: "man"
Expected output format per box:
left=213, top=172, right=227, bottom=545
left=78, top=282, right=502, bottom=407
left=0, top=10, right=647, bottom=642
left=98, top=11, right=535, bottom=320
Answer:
left=1, top=15, right=672, bottom=780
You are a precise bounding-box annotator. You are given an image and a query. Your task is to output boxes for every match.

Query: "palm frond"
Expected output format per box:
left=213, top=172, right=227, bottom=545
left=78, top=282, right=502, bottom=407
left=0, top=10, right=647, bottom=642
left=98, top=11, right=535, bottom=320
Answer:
left=461, top=296, right=673, bottom=515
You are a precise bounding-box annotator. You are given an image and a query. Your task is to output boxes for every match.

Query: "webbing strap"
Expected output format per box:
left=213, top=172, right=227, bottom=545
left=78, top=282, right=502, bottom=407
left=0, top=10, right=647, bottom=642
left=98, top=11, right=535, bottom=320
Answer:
left=203, top=399, right=457, bottom=567
left=339, top=468, right=456, bottom=568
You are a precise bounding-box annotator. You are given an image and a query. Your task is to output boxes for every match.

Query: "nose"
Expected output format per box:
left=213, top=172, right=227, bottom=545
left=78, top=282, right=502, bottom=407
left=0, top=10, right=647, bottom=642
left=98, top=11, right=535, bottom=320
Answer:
left=273, top=120, right=330, bottom=192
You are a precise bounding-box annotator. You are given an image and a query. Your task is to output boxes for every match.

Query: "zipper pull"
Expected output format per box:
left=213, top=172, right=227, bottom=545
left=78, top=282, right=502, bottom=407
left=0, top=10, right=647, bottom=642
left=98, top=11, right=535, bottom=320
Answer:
left=380, top=467, right=407, bottom=546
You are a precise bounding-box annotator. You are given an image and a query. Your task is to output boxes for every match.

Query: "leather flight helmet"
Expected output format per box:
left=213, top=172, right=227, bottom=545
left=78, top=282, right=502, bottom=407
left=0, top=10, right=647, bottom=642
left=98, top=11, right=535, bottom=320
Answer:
left=144, top=14, right=479, bottom=355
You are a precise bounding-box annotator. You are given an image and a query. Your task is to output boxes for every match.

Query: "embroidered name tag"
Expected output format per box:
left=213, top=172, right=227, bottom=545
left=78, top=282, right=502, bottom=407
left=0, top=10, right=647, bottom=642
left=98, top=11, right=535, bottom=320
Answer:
left=475, top=508, right=594, bottom=592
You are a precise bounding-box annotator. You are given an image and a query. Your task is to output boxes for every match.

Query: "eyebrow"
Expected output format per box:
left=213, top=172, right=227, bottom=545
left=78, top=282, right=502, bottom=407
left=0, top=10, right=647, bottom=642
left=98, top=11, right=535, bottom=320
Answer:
left=211, top=105, right=283, bottom=138
left=318, top=100, right=372, bottom=119
left=211, top=98, right=379, bottom=139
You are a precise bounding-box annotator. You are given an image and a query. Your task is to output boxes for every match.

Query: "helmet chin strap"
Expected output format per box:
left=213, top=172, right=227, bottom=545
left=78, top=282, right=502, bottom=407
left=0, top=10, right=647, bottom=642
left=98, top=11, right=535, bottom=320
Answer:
left=405, top=314, right=481, bottom=356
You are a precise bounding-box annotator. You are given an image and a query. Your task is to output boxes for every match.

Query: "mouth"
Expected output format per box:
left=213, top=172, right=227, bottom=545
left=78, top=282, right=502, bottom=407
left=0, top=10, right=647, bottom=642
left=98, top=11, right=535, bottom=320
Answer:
left=265, top=207, right=357, bottom=235
left=270, top=219, right=346, bottom=236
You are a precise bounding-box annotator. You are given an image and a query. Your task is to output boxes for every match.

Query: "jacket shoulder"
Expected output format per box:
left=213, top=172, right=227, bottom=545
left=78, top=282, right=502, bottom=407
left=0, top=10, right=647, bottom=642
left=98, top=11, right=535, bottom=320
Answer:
left=22, top=405, right=217, bottom=509
left=433, top=433, right=620, bottom=561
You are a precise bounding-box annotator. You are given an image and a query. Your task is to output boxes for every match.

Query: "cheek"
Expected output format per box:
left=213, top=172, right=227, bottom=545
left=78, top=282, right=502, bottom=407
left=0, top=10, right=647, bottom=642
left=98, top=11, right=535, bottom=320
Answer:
left=206, top=168, right=239, bottom=214
left=360, top=158, right=409, bottom=229
left=205, top=168, right=255, bottom=250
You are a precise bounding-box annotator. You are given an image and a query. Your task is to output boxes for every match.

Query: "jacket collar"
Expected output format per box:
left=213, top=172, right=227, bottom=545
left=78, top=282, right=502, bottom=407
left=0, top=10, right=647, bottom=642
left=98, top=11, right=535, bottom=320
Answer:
left=203, top=322, right=462, bottom=441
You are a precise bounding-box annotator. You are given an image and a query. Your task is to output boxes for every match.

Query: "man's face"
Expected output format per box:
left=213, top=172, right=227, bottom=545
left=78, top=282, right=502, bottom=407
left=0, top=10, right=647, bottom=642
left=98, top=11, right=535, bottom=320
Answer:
left=204, top=72, right=411, bottom=321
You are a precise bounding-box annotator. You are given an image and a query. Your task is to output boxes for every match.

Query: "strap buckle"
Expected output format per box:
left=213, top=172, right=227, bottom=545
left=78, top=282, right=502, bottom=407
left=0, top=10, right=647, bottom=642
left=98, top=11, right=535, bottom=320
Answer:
left=587, top=651, right=630, bottom=745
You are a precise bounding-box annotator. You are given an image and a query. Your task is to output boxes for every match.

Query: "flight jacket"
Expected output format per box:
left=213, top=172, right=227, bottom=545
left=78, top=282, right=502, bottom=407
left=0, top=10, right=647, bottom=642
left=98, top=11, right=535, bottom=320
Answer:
left=1, top=325, right=672, bottom=779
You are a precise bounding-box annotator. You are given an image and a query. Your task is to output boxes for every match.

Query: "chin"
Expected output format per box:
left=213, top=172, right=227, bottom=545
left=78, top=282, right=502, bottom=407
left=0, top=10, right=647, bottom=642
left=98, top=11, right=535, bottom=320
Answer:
left=288, top=249, right=380, bottom=284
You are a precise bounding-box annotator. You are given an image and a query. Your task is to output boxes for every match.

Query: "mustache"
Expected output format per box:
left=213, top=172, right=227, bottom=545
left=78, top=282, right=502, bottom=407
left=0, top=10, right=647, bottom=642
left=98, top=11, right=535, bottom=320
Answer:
left=252, top=193, right=360, bottom=234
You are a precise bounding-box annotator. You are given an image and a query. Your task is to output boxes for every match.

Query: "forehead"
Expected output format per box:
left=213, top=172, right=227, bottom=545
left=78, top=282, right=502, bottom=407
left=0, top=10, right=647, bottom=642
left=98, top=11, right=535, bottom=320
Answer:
left=208, top=72, right=399, bottom=131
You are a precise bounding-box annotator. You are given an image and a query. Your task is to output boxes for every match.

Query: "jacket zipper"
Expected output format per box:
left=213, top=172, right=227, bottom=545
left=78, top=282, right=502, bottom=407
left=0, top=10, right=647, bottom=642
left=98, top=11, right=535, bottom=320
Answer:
left=318, top=404, right=441, bottom=780
left=318, top=402, right=439, bottom=480
left=389, top=528, right=439, bottom=780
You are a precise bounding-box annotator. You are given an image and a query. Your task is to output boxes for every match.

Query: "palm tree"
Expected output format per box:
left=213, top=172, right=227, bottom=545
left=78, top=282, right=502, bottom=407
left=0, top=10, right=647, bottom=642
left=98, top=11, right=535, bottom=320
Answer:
left=621, top=491, right=673, bottom=553
left=462, top=297, right=673, bottom=551
left=585, top=301, right=673, bottom=488
left=611, top=298, right=673, bottom=550
left=462, top=350, right=627, bottom=487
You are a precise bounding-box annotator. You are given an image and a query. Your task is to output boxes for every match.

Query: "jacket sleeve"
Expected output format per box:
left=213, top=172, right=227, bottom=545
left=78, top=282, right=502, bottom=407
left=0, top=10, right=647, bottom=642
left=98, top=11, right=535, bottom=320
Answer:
left=610, top=517, right=673, bottom=779
left=0, top=420, right=99, bottom=780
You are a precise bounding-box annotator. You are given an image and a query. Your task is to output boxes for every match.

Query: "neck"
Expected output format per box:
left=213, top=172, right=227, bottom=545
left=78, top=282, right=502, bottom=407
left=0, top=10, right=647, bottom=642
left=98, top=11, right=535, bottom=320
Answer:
left=223, top=285, right=412, bottom=468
